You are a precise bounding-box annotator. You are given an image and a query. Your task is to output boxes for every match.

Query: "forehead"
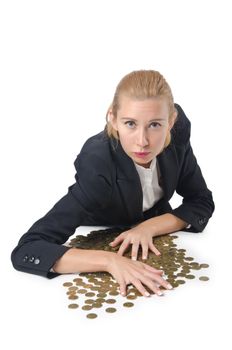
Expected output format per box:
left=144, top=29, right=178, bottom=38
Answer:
left=117, top=96, right=169, bottom=118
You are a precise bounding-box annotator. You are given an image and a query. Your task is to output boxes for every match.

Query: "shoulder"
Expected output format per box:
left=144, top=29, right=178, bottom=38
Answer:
left=80, top=130, right=110, bottom=154
left=74, top=130, right=112, bottom=173
left=171, top=103, right=191, bottom=145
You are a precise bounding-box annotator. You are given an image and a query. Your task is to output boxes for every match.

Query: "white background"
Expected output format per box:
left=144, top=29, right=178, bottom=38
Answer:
left=0, top=0, right=231, bottom=349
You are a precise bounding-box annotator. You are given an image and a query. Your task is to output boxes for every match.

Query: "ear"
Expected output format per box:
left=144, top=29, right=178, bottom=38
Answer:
left=168, top=110, right=178, bottom=131
left=108, top=110, right=118, bottom=131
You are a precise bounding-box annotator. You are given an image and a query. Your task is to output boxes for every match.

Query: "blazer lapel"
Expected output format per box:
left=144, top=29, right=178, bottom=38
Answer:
left=157, top=143, right=179, bottom=200
left=109, top=137, right=179, bottom=223
left=109, top=137, right=143, bottom=224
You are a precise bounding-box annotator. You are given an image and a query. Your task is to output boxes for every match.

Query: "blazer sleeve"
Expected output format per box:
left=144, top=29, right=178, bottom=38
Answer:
left=11, top=150, right=113, bottom=278
left=171, top=139, right=215, bottom=232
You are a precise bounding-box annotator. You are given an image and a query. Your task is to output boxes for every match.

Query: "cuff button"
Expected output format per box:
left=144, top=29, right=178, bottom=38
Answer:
left=23, top=255, right=28, bottom=262
left=34, top=258, right=40, bottom=265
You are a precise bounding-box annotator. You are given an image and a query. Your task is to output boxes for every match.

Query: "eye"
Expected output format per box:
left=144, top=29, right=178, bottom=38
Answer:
left=150, top=122, right=161, bottom=128
left=124, top=121, right=136, bottom=128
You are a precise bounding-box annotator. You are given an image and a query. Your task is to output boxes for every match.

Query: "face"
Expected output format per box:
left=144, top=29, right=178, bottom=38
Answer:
left=109, top=96, right=175, bottom=168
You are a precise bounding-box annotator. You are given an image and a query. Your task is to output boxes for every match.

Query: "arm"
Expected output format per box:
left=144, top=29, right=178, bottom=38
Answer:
left=52, top=248, right=111, bottom=274
left=134, top=213, right=189, bottom=237
left=11, top=150, right=112, bottom=278
left=52, top=246, right=173, bottom=297
left=171, top=139, right=215, bottom=232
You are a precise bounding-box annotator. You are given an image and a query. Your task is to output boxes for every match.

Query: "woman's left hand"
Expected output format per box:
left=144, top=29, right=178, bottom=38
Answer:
left=109, top=224, right=161, bottom=261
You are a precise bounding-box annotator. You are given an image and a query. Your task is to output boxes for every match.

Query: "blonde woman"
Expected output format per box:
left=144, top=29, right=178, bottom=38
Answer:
left=11, top=70, right=215, bottom=297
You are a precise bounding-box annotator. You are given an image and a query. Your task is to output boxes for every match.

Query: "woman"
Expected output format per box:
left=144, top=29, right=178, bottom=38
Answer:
left=11, top=70, right=215, bottom=298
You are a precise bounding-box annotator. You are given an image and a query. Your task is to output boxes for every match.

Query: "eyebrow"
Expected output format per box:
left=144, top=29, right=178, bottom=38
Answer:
left=120, top=117, right=166, bottom=122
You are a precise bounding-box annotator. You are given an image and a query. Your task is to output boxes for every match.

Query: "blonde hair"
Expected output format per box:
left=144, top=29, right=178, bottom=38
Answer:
left=105, top=69, right=177, bottom=148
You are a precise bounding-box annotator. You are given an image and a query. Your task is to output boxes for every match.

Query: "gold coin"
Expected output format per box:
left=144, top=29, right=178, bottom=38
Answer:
left=200, top=264, right=209, bottom=268
left=86, top=313, right=98, bottom=319
left=105, top=307, right=117, bottom=313
left=68, top=303, right=79, bottom=309
left=77, top=289, right=87, bottom=294
left=66, top=290, right=77, bottom=295
left=92, top=303, right=102, bottom=308
left=85, top=299, right=95, bottom=304
left=176, top=280, right=185, bottom=284
left=90, top=286, right=100, bottom=291
left=85, top=292, right=95, bottom=297
left=126, top=294, right=137, bottom=300
left=95, top=298, right=105, bottom=303
left=68, top=286, right=78, bottom=291
left=82, top=305, right=92, bottom=311
left=123, top=302, right=134, bottom=308
left=199, top=276, right=209, bottom=281
left=185, top=274, right=195, bottom=279
left=73, top=278, right=83, bottom=283
left=109, top=290, right=119, bottom=296
left=68, top=295, right=78, bottom=300
left=63, top=282, right=73, bottom=287
left=105, top=299, right=116, bottom=304
left=96, top=293, right=107, bottom=298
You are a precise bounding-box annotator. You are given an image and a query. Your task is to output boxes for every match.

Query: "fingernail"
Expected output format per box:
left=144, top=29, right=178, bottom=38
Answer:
left=167, top=284, right=173, bottom=289
left=145, top=292, right=150, bottom=297
left=132, top=257, right=136, bottom=261
left=157, top=291, right=163, bottom=296
left=121, top=291, right=125, bottom=296
left=143, top=256, right=147, bottom=260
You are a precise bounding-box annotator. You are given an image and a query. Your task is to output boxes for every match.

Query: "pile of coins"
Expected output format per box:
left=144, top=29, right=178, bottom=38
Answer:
left=62, top=227, right=210, bottom=319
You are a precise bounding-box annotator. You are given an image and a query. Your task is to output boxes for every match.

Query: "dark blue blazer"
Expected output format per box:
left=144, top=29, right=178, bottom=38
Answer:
left=11, top=104, right=215, bottom=278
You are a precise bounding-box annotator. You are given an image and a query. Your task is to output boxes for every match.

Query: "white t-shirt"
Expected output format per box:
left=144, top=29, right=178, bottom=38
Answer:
left=134, top=157, right=164, bottom=212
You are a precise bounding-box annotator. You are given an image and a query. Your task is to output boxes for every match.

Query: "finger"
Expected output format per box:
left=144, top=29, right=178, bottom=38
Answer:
left=138, top=274, right=164, bottom=296
left=143, top=263, right=164, bottom=275
left=148, top=241, right=161, bottom=256
left=109, top=234, right=124, bottom=246
left=141, top=243, right=149, bottom=260
left=131, top=242, right=139, bottom=261
left=142, top=263, right=164, bottom=275
left=119, top=279, right=127, bottom=297
left=142, top=269, right=173, bottom=290
left=130, top=278, right=152, bottom=297
left=117, top=239, right=130, bottom=256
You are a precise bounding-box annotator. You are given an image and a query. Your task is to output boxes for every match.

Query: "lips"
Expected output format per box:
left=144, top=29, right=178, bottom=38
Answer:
left=134, top=152, right=150, bottom=158
left=135, top=152, right=150, bottom=155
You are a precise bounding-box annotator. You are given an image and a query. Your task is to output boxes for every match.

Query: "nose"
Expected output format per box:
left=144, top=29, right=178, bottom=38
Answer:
left=136, top=128, right=149, bottom=148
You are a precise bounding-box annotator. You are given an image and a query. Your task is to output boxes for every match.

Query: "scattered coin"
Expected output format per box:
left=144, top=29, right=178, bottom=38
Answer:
left=63, top=282, right=73, bottom=287
left=82, top=305, right=92, bottom=311
left=63, top=227, right=210, bottom=318
left=105, top=307, right=117, bottom=313
left=92, top=302, right=102, bottom=308
left=199, top=276, right=209, bottom=281
left=77, top=289, right=87, bottom=294
left=105, top=299, right=116, bottom=304
left=126, top=295, right=137, bottom=300
left=68, top=304, right=79, bottom=309
left=200, top=264, right=209, bottom=268
left=123, top=302, right=134, bottom=308
left=68, top=295, right=78, bottom=300
left=185, top=275, right=195, bottom=279
left=86, top=313, right=98, bottom=319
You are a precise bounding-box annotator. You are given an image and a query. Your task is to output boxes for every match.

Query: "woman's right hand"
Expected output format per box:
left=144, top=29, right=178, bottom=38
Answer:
left=107, top=252, right=173, bottom=297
